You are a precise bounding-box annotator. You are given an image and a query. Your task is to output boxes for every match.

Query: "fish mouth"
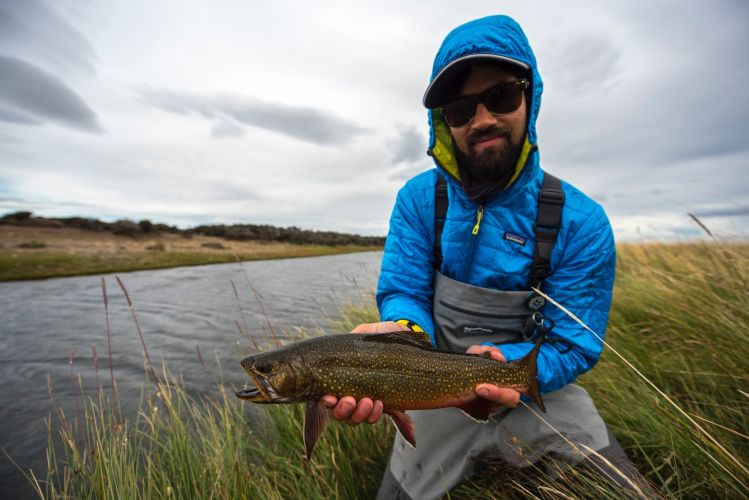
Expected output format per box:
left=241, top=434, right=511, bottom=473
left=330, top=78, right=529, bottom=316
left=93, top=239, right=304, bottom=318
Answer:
left=235, top=372, right=277, bottom=403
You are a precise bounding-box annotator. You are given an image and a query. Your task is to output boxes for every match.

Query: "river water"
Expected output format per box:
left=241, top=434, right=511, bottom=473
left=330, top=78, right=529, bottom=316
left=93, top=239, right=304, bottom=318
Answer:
left=0, top=251, right=382, bottom=499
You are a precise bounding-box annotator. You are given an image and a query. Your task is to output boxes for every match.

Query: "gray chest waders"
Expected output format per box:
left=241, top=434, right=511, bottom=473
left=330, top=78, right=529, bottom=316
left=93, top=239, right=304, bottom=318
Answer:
left=376, top=173, right=612, bottom=500
left=433, top=172, right=563, bottom=353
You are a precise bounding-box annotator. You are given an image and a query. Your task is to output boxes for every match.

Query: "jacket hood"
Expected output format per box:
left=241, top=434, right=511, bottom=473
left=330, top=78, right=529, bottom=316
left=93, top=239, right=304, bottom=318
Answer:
left=426, top=15, right=543, bottom=184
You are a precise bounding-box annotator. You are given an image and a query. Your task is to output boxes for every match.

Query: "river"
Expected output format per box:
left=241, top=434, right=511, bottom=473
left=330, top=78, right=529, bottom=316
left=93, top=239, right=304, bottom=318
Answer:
left=0, top=251, right=383, bottom=499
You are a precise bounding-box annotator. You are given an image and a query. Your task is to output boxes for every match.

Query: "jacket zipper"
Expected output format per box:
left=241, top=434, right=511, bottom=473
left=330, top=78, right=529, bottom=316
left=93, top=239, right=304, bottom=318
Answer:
left=471, top=205, right=484, bottom=235
left=464, top=200, right=485, bottom=279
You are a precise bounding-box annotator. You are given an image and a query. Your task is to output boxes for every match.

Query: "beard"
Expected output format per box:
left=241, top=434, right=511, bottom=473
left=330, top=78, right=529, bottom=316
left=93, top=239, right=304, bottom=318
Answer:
left=455, top=125, right=522, bottom=182
left=454, top=125, right=524, bottom=201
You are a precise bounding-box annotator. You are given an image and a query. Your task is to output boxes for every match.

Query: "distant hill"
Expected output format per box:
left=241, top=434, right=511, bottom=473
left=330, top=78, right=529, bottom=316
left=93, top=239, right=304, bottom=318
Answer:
left=0, top=211, right=386, bottom=247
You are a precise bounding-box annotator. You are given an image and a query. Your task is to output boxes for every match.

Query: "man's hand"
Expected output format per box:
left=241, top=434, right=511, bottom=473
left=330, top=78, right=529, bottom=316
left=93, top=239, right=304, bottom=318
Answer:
left=350, top=321, right=411, bottom=334
left=322, top=321, right=409, bottom=425
left=321, top=395, right=384, bottom=425
left=466, top=345, right=521, bottom=409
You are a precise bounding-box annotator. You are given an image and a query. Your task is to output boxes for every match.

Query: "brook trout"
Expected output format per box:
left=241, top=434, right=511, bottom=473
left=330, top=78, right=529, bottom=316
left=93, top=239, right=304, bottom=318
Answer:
left=236, top=331, right=544, bottom=459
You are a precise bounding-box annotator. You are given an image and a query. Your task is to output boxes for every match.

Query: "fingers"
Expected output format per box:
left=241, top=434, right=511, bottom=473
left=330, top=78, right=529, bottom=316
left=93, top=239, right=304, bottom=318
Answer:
left=367, top=400, right=384, bottom=424
left=347, top=397, right=374, bottom=424
left=465, top=345, right=506, bottom=363
left=351, top=321, right=410, bottom=334
left=465, top=345, right=487, bottom=355
left=324, top=396, right=383, bottom=425
left=350, top=324, right=372, bottom=333
left=331, top=396, right=357, bottom=420
left=321, top=395, right=338, bottom=407
left=475, top=384, right=520, bottom=408
left=488, top=349, right=506, bottom=362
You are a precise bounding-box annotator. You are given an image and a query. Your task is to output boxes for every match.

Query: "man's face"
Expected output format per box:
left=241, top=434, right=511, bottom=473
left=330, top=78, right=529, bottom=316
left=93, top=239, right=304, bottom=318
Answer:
left=448, top=65, right=528, bottom=182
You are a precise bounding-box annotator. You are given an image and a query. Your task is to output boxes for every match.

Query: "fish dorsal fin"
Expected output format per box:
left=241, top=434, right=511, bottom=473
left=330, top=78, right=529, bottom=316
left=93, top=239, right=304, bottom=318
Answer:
left=303, top=399, right=329, bottom=460
left=361, top=331, right=433, bottom=349
left=387, top=410, right=416, bottom=447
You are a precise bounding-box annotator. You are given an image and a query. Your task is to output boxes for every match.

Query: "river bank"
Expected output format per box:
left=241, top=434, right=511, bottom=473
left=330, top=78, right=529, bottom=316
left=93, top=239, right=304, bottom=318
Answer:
left=0, top=226, right=382, bottom=281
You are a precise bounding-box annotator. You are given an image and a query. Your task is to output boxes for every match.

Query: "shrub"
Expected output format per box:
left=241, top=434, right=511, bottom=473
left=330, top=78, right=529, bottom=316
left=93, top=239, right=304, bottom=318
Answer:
left=139, top=220, right=159, bottom=234
left=17, top=240, right=47, bottom=249
left=0, top=211, right=33, bottom=222
left=111, top=220, right=141, bottom=238
left=61, top=217, right=107, bottom=231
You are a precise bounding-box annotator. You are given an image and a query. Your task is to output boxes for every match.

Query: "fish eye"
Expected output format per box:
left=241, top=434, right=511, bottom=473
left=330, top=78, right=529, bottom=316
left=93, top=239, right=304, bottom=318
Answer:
left=255, top=361, right=273, bottom=374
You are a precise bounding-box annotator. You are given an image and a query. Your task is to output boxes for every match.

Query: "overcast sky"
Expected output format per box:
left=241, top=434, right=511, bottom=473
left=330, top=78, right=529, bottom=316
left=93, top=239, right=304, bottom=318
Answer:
left=1, top=0, right=747, bottom=240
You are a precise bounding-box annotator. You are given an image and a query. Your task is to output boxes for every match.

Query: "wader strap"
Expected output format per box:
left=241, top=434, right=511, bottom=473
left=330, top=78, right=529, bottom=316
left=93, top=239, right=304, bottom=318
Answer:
left=530, top=173, right=564, bottom=289
left=435, top=175, right=448, bottom=269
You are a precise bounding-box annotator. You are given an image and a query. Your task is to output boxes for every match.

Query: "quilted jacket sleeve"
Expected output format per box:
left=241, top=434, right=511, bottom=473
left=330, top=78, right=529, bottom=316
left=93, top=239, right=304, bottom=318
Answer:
left=376, top=177, right=437, bottom=338
left=496, top=202, right=616, bottom=393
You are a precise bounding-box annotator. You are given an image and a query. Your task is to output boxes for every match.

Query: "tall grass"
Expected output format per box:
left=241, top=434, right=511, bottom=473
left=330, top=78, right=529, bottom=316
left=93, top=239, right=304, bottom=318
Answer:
left=32, top=242, right=748, bottom=498
left=578, top=243, right=749, bottom=497
left=34, top=372, right=392, bottom=499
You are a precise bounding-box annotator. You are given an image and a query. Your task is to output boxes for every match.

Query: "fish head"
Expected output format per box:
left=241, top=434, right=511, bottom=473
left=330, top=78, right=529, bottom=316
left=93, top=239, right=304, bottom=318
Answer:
left=236, top=350, right=312, bottom=403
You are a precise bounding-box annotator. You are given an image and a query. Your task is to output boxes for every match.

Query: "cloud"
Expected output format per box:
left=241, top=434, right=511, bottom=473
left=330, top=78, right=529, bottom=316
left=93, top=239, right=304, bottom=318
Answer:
left=0, top=106, right=42, bottom=125
left=693, top=205, right=749, bottom=218
left=0, top=132, right=22, bottom=144
left=0, top=56, right=103, bottom=133
left=136, top=86, right=368, bottom=146
left=1, top=1, right=746, bottom=240
left=211, top=120, right=245, bottom=140
left=541, top=31, right=622, bottom=96
left=391, top=125, right=427, bottom=164
left=0, top=0, right=97, bottom=75
left=538, top=2, right=749, bottom=173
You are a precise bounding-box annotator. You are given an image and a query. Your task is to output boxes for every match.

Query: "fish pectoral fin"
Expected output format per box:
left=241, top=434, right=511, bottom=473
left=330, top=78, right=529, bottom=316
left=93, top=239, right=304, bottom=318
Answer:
left=303, top=399, right=329, bottom=460
left=456, top=398, right=496, bottom=422
left=387, top=410, right=416, bottom=448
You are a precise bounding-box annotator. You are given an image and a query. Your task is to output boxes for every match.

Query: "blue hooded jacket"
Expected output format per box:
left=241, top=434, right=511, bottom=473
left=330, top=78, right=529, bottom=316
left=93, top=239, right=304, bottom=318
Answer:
left=376, top=15, right=616, bottom=394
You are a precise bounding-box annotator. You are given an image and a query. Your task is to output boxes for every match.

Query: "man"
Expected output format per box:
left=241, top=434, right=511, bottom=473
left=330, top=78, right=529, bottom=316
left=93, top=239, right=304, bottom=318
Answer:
left=323, top=15, right=636, bottom=499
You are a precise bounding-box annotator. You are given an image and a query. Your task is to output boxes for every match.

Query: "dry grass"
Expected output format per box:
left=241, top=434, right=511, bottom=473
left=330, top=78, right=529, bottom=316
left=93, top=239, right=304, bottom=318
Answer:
left=0, top=226, right=381, bottom=281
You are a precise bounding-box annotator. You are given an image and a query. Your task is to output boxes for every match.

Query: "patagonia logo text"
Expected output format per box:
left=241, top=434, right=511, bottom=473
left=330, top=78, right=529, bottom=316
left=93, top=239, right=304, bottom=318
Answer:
left=504, top=232, right=526, bottom=246
left=463, top=326, right=493, bottom=335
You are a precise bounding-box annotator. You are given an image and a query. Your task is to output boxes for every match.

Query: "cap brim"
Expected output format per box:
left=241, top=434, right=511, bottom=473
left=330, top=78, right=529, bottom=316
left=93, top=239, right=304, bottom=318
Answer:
left=422, top=54, right=530, bottom=109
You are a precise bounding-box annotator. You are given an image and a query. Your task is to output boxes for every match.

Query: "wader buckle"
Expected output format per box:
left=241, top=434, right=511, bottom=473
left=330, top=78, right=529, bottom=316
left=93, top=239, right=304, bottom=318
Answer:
left=531, top=311, right=544, bottom=326
left=539, top=188, right=564, bottom=205
left=527, top=294, right=546, bottom=311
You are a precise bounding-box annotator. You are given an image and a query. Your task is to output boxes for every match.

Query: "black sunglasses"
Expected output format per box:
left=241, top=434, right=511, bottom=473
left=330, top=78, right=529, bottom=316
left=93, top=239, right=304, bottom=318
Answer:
left=441, top=80, right=530, bottom=128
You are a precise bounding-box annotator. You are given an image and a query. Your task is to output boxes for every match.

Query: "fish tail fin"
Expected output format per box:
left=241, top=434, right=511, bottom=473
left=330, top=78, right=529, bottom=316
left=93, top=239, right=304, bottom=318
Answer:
left=521, top=336, right=545, bottom=413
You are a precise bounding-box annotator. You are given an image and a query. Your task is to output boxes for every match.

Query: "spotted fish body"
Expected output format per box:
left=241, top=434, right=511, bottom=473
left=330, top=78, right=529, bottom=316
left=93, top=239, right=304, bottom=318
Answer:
left=236, top=331, right=544, bottom=459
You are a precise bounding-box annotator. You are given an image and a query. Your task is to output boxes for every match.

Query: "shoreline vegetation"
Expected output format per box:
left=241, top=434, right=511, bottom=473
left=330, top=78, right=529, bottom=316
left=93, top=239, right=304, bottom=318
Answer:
left=0, top=212, right=384, bottom=281
left=26, top=241, right=749, bottom=498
